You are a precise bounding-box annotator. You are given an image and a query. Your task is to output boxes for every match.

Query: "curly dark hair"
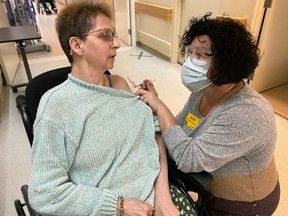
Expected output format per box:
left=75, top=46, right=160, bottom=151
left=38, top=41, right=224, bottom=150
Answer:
left=56, top=0, right=112, bottom=63
left=180, top=14, right=260, bottom=85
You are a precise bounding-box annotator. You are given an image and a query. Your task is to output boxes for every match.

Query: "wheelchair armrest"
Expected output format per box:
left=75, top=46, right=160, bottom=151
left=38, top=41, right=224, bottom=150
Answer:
left=21, top=185, right=41, bottom=216
left=16, top=95, right=34, bottom=145
left=181, top=170, right=212, bottom=193
left=167, top=155, right=212, bottom=194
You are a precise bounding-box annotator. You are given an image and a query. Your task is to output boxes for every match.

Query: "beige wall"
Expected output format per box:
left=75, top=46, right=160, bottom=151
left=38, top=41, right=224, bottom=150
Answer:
left=135, top=0, right=174, bottom=59
left=135, top=0, right=257, bottom=62
left=250, top=0, right=288, bottom=91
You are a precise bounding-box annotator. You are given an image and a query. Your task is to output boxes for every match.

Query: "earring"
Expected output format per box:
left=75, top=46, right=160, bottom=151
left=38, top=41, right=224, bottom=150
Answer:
left=69, top=49, right=73, bottom=55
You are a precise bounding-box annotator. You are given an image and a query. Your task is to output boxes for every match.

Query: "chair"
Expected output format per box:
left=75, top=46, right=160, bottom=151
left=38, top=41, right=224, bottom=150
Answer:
left=16, top=66, right=72, bottom=145
left=14, top=66, right=212, bottom=215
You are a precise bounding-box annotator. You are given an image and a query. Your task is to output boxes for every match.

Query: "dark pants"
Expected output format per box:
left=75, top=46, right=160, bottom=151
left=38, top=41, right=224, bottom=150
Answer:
left=202, top=181, right=280, bottom=216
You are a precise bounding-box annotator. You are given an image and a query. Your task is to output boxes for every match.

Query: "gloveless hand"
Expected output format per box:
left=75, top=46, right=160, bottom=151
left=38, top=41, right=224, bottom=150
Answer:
left=135, top=80, right=163, bottom=113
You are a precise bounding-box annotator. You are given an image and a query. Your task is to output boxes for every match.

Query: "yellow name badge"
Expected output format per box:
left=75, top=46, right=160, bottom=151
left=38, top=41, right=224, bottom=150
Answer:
left=185, top=113, right=200, bottom=130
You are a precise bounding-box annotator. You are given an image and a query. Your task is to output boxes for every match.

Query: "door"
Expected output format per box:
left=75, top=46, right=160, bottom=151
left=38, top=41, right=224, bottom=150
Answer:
left=250, top=0, right=288, bottom=91
left=113, top=0, right=131, bottom=45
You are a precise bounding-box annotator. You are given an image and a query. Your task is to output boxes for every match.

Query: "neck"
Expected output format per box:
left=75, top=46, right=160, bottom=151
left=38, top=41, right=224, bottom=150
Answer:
left=71, top=65, right=108, bottom=86
left=206, top=82, right=241, bottom=103
left=200, top=81, right=244, bottom=116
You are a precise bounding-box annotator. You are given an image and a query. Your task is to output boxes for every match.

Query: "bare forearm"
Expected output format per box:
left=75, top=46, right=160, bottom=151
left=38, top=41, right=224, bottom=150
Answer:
left=156, top=101, right=178, bottom=133
left=154, top=133, right=170, bottom=196
left=154, top=134, right=180, bottom=216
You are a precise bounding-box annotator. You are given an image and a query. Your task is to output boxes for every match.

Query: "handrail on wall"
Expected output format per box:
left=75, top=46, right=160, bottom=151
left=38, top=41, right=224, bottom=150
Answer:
left=216, top=15, right=247, bottom=25
left=134, top=2, right=172, bottom=21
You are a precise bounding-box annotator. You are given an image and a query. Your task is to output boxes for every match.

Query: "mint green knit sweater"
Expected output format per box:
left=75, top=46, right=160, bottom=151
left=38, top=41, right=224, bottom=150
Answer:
left=28, top=74, right=160, bottom=216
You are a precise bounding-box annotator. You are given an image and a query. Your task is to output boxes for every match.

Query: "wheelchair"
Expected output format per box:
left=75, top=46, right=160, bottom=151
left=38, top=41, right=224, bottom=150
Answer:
left=14, top=66, right=212, bottom=216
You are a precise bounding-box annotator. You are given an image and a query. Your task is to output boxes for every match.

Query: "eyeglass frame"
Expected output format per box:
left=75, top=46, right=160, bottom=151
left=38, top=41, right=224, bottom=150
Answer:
left=185, top=45, right=214, bottom=61
left=76, top=28, right=118, bottom=42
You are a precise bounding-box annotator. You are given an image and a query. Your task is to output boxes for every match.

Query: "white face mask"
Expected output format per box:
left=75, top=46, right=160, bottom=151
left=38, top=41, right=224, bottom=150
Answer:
left=181, top=57, right=211, bottom=92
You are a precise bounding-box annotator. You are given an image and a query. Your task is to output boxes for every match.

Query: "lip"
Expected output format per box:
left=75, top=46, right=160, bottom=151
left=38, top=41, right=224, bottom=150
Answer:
left=110, top=54, right=116, bottom=59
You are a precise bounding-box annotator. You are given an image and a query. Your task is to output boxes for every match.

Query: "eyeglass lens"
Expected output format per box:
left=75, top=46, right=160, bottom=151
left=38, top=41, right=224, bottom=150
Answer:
left=99, top=28, right=118, bottom=42
left=80, top=28, right=118, bottom=42
left=185, top=46, right=212, bottom=60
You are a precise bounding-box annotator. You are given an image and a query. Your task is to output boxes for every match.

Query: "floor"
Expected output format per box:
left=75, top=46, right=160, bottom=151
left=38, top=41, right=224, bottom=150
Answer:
left=0, top=12, right=287, bottom=216
left=260, top=83, right=288, bottom=120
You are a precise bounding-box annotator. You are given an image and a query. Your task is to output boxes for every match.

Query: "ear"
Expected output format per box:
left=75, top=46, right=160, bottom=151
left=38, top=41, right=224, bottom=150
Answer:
left=69, top=37, right=84, bottom=56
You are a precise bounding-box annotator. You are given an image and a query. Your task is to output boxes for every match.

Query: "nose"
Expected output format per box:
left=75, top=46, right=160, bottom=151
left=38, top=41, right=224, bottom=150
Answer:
left=191, top=51, right=203, bottom=59
left=112, top=36, right=120, bottom=49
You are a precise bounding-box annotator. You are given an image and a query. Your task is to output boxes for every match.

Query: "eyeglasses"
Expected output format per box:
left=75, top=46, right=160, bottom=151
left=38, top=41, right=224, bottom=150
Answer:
left=77, top=28, right=118, bottom=42
left=185, top=45, right=213, bottom=60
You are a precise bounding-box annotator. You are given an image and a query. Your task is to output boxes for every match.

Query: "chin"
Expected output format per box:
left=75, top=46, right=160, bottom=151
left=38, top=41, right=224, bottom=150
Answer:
left=106, top=64, right=114, bottom=70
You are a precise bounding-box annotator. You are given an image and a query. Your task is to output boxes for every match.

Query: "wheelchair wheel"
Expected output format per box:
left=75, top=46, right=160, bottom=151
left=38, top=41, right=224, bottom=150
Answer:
left=170, top=183, right=197, bottom=216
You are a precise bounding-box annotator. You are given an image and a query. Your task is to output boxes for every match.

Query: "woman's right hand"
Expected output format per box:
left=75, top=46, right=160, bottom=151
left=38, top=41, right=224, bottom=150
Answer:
left=136, top=79, right=177, bottom=131
left=142, top=79, right=158, bottom=97
left=135, top=80, right=164, bottom=113
left=118, top=199, right=154, bottom=216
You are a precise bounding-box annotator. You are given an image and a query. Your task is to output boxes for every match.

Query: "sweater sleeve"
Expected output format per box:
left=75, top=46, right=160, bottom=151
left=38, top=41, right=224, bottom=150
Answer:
left=29, top=120, right=118, bottom=216
left=162, top=99, right=275, bottom=173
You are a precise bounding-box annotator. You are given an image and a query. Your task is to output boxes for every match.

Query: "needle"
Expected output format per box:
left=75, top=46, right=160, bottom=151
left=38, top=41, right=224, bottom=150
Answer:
left=127, top=77, right=156, bottom=89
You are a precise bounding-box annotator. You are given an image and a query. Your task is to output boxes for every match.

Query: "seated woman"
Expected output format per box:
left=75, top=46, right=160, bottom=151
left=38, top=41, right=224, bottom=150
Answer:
left=28, top=1, right=179, bottom=215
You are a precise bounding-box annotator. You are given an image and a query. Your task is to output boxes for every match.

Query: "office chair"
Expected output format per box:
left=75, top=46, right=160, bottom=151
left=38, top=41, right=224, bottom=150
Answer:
left=14, top=66, right=212, bottom=215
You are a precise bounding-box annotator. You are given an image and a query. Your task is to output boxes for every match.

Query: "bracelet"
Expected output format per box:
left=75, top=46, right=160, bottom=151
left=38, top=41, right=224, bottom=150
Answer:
left=118, top=196, right=124, bottom=216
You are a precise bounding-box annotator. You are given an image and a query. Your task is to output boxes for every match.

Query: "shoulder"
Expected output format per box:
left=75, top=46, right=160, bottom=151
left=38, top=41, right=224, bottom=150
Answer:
left=234, top=84, right=274, bottom=115
left=110, top=74, right=132, bottom=92
left=216, top=85, right=275, bottom=128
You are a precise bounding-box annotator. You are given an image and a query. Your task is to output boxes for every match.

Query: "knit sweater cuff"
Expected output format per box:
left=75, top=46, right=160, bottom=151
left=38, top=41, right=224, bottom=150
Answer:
left=93, top=189, right=118, bottom=215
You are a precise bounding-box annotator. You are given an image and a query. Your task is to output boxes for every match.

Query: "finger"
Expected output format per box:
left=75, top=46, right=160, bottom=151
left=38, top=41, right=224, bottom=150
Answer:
left=135, top=88, right=147, bottom=96
left=146, top=81, right=155, bottom=89
left=142, top=80, right=149, bottom=88
left=134, top=88, right=143, bottom=96
left=143, top=79, right=150, bottom=84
